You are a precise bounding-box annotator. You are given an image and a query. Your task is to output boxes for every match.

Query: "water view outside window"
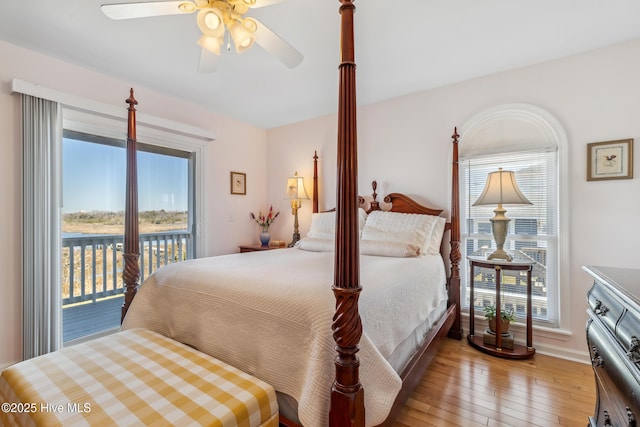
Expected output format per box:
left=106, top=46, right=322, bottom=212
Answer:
left=62, top=133, right=193, bottom=342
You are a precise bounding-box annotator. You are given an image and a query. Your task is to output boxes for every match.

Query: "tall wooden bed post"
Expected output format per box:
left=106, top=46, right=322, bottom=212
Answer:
left=313, top=151, right=319, bottom=214
left=330, top=0, right=365, bottom=426
left=449, top=128, right=462, bottom=339
left=121, top=88, right=140, bottom=323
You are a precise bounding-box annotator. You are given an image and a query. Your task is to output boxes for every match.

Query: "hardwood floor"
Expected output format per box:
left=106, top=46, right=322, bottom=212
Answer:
left=392, top=337, right=596, bottom=427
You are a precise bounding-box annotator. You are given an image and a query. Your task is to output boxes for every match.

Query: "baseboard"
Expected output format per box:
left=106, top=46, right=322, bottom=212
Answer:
left=533, top=342, right=591, bottom=364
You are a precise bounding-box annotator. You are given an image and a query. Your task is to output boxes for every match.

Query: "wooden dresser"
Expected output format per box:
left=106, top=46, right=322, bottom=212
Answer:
left=584, top=265, right=640, bottom=427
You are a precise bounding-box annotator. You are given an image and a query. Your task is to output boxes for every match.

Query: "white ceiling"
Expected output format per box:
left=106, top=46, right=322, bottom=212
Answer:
left=2, top=1, right=640, bottom=129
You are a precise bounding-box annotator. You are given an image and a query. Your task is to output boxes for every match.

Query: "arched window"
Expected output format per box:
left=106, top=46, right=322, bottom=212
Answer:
left=459, top=104, right=567, bottom=327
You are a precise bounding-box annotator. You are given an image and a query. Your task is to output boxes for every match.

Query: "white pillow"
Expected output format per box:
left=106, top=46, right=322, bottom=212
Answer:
left=307, top=208, right=368, bottom=240
left=360, top=210, right=439, bottom=255
left=296, top=237, right=419, bottom=257
left=295, top=237, right=334, bottom=252
left=426, top=216, right=447, bottom=255
left=306, top=212, right=335, bottom=240
left=360, top=240, right=420, bottom=257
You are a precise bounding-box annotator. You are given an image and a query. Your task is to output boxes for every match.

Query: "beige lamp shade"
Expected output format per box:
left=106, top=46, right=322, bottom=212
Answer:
left=473, top=168, right=531, bottom=207
left=285, top=172, right=310, bottom=201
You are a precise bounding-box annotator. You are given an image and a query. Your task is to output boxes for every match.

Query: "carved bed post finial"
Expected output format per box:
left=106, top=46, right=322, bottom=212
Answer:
left=368, top=180, right=380, bottom=213
left=448, top=127, right=463, bottom=339
left=121, top=89, right=140, bottom=323
left=331, top=0, right=365, bottom=426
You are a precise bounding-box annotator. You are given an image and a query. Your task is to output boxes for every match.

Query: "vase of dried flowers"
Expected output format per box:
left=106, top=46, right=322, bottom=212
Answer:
left=251, top=206, right=279, bottom=247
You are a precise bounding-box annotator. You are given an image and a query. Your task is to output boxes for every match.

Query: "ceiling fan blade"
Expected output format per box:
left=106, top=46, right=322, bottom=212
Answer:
left=101, top=1, right=195, bottom=20
left=249, top=0, right=287, bottom=8
left=251, top=18, right=303, bottom=68
left=198, top=48, right=220, bottom=73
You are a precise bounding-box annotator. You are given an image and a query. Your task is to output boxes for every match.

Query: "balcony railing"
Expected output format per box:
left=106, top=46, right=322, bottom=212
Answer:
left=62, top=230, right=191, bottom=306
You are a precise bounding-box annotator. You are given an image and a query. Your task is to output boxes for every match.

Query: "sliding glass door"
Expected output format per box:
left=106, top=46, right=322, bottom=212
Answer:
left=61, top=130, right=195, bottom=342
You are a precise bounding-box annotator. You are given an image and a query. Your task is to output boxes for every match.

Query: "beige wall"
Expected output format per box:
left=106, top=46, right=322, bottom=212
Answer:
left=0, top=40, right=268, bottom=367
left=266, top=38, right=640, bottom=361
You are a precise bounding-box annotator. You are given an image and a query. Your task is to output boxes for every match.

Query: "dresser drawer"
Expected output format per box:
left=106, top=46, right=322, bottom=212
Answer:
left=587, top=315, right=640, bottom=426
left=588, top=281, right=625, bottom=334
left=617, top=308, right=640, bottom=358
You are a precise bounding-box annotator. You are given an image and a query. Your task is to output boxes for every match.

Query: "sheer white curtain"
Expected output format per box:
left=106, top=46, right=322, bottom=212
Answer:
left=22, top=94, right=62, bottom=359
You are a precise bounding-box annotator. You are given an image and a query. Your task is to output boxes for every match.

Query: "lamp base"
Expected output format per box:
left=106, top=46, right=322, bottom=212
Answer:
left=489, top=206, right=512, bottom=261
left=288, top=232, right=300, bottom=248
left=288, top=202, right=301, bottom=248
left=487, top=248, right=513, bottom=261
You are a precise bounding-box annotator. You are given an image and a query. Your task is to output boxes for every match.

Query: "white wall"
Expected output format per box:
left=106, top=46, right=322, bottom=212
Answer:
left=266, top=38, right=640, bottom=361
left=0, top=40, right=269, bottom=367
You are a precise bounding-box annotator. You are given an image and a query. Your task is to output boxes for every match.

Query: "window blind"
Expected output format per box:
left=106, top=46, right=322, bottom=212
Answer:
left=461, top=148, right=559, bottom=325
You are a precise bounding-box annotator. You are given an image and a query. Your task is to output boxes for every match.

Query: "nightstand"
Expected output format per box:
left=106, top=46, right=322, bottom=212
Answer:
left=238, top=244, right=284, bottom=253
left=467, top=252, right=536, bottom=359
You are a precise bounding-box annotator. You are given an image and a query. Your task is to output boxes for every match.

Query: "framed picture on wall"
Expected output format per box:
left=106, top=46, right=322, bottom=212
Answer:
left=587, top=139, right=633, bottom=181
left=230, top=171, right=246, bottom=195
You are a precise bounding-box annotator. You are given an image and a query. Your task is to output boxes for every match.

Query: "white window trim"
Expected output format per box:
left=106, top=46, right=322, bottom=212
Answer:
left=458, top=103, right=570, bottom=332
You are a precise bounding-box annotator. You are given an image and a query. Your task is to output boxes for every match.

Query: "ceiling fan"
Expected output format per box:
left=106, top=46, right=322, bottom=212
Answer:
left=101, top=0, right=303, bottom=73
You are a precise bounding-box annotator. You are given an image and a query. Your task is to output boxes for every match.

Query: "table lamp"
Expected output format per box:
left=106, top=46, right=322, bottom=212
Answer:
left=285, top=171, right=309, bottom=247
left=473, top=168, right=532, bottom=261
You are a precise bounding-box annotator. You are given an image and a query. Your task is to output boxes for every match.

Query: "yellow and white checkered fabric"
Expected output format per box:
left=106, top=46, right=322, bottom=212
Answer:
left=0, top=328, right=278, bottom=427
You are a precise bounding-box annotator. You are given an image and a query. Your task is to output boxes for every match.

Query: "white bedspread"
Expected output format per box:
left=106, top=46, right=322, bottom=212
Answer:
left=122, top=248, right=447, bottom=426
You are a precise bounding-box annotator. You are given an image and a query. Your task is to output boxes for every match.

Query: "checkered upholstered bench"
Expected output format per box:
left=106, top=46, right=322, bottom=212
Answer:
left=0, top=328, right=278, bottom=427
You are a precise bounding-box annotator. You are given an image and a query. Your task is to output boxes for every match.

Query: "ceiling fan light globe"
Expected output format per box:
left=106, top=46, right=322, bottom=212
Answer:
left=228, top=21, right=255, bottom=53
left=197, top=35, right=222, bottom=55
left=242, top=17, right=258, bottom=33
left=197, top=8, right=224, bottom=37
left=204, top=13, right=220, bottom=29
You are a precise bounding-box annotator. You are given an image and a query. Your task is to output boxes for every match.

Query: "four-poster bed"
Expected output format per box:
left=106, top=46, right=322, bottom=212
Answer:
left=0, top=1, right=461, bottom=426
left=118, top=0, right=462, bottom=419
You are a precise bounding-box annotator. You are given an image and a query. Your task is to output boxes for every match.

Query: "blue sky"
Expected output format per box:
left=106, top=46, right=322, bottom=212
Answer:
left=63, top=138, right=188, bottom=213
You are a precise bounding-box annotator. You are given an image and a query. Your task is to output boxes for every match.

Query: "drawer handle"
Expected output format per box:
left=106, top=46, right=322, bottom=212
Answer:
left=628, top=336, right=640, bottom=365
left=594, top=299, right=609, bottom=316
left=592, top=346, right=605, bottom=367
left=629, top=406, right=637, bottom=427
left=603, top=410, right=612, bottom=426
